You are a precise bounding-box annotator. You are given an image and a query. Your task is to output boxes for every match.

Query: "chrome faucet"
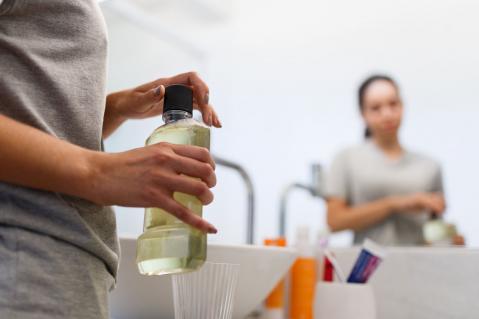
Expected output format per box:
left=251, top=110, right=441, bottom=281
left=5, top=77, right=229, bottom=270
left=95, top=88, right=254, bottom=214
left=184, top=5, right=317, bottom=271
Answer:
left=213, top=155, right=255, bottom=245
left=279, top=163, right=324, bottom=237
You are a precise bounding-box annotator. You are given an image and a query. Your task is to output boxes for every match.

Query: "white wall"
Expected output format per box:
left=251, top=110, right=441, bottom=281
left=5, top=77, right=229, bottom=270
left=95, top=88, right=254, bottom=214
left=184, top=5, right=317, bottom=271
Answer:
left=102, top=0, right=479, bottom=246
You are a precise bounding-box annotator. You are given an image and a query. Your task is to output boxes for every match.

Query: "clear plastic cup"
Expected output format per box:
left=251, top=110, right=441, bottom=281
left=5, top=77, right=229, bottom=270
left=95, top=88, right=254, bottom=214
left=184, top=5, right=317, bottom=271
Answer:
left=172, top=262, right=240, bottom=319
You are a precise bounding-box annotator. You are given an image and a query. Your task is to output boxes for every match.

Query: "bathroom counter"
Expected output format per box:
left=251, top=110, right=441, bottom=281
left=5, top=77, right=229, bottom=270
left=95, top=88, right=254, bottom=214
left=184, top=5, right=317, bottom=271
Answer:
left=332, top=247, right=479, bottom=319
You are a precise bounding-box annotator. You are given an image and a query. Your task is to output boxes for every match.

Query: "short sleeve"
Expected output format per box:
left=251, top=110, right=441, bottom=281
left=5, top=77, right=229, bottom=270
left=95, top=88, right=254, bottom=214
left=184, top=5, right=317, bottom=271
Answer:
left=431, top=164, right=444, bottom=194
left=325, top=150, right=351, bottom=201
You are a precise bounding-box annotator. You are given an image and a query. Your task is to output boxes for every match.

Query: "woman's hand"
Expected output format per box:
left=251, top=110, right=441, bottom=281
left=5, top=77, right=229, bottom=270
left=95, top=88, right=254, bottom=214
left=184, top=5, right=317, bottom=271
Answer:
left=104, top=71, right=221, bottom=138
left=86, top=142, right=218, bottom=234
left=389, top=193, right=446, bottom=215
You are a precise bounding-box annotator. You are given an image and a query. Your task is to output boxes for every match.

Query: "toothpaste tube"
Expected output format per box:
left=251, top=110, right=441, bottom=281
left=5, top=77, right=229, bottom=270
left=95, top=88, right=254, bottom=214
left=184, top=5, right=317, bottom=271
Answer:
left=347, top=239, right=385, bottom=284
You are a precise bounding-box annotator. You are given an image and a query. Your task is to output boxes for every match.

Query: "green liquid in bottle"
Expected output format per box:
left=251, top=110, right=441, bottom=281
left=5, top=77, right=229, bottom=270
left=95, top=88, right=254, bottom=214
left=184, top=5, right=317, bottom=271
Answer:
left=136, top=111, right=210, bottom=275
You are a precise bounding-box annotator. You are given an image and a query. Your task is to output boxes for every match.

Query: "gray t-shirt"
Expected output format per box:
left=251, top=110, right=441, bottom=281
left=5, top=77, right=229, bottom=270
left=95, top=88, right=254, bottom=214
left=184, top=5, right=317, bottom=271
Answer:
left=326, top=140, right=443, bottom=246
left=0, top=1, right=118, bottom=279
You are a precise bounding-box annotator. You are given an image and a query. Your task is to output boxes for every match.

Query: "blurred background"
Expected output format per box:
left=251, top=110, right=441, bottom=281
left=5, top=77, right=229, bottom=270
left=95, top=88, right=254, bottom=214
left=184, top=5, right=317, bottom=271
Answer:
left=100, top=0, right=479, bottom=246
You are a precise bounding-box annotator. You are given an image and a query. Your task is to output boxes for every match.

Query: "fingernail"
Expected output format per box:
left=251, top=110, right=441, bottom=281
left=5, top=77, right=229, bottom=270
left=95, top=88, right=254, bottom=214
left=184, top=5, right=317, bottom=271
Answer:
left=154, top=85, right=164, bottom=97
left=205, top=115, right=212, bottom=126
left=208, top=225, right=218, bottom=234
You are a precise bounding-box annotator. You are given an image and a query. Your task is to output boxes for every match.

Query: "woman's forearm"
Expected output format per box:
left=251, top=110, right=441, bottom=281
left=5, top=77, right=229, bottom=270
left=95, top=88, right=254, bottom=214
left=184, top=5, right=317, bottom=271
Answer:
left=103, top=91, right=127, bottom=139
left=327, top=198, right=394, bottom=232
left=0, top=114, right=98, bottom=201
left=0, top=114, right=219, bottom=232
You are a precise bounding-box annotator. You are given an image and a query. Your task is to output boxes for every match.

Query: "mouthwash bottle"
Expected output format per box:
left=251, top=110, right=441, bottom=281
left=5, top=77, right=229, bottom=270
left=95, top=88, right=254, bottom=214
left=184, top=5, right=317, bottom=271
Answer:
left=136, top=84, right=210, bottom=275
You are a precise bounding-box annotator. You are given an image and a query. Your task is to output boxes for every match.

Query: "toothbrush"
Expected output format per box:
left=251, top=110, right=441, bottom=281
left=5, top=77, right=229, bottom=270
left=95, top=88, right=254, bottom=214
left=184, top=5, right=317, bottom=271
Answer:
left=323, top=249, right=346, bottom=283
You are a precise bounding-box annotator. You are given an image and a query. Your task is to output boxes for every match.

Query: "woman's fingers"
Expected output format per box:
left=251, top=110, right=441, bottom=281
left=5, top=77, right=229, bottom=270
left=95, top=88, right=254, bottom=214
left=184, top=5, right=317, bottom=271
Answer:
left=143, top=72, right=209, bottom=107
left=165, top=72, right=210, bottom=107
left=201, top=105, right=213, bottom=126
left=159, top=195, right=217, bottom=234
left=171, top=155, right=216, bottom=188
left=432, top=199, right=446, bottom=214
left=151, top=142, right=216, bottom=196
left=166, top=72, right=216, bottom=127
left=195, top=103, right=222, bottom=128
left=136, top=85, right=164, bottom=105
left=139, top=72, right=208, bottom=103
left=420, top=194, right=445, bottom=214
left=163, top=174, right=214, bottom=205
left=400, top=193, right=445, bottom=214
left=211, top=109, right=222, bottom=128
left=427, top=194, right=445, bottom=213
left=123, top=85, right=165, bottom=119
left=99, top=143, right=218, bottom=233
left=192, top=101, right=222, bottom=128
left=452, top=235, right=465, bottom=246
left=133, top=72, right=222, bottom=127
left=170, top=144, right=216, bottom=170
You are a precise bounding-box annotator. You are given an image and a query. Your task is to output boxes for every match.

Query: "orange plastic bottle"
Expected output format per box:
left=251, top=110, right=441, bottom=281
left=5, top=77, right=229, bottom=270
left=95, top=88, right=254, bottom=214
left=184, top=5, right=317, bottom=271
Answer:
left=290, top=227, right=316, bottom=319
left=264, top=237, right=287, bottom=319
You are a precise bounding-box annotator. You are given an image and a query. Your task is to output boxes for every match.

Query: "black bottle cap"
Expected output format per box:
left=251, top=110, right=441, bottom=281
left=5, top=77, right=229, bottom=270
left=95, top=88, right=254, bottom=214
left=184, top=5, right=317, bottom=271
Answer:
left=163, top=84, right=193, bottom=114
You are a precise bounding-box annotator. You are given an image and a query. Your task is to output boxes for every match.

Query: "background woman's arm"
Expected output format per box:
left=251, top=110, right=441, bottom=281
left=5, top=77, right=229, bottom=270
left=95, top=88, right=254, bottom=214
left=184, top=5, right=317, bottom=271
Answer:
left=327, top=197, right=394, bottom=232
left=327, top=193, right=446, bottom=232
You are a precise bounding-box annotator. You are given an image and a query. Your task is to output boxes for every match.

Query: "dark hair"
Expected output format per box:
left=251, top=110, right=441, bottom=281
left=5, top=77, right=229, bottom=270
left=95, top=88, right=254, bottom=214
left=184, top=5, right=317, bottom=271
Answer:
left=358, top=74, right=399, bottom=138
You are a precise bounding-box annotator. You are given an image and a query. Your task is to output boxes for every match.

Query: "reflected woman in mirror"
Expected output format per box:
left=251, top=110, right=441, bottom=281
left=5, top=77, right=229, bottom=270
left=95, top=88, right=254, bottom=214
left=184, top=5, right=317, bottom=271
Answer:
left=325, top=75, right=464, bottom=246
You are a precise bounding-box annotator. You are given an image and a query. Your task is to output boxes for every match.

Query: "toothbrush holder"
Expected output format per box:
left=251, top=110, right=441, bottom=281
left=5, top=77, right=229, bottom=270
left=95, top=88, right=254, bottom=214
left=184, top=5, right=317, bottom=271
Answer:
left=314, top=282, right=377, bottom=319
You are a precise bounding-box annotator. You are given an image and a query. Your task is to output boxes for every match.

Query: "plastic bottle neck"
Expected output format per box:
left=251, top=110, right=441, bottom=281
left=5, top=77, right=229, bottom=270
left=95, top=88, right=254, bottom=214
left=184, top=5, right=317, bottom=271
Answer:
left=163, top=110, right=192, bottom=124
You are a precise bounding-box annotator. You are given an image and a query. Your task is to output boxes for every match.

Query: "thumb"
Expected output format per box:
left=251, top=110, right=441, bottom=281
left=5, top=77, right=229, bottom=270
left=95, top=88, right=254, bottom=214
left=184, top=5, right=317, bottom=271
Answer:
left=135, top=85, right=165, bottom=112
left=148, top=85, right=165, bottom=102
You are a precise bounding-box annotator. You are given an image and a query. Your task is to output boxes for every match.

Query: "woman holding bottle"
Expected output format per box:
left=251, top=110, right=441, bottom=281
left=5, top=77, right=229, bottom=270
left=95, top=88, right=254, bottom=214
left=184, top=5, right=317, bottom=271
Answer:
left=0, top=1, right=220, bottom=318
left=325, top=75, right=453, bottom=246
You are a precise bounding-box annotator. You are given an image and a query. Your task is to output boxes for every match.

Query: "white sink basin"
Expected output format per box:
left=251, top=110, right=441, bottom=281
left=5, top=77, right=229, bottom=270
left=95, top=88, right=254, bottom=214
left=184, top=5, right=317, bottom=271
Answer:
left=110, top=237, right=297, bottom=319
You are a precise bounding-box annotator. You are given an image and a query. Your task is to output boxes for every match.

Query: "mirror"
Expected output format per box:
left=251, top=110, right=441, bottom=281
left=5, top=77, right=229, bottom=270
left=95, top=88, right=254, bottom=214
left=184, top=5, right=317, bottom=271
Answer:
left=101, top=0, right=479, bottom=248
